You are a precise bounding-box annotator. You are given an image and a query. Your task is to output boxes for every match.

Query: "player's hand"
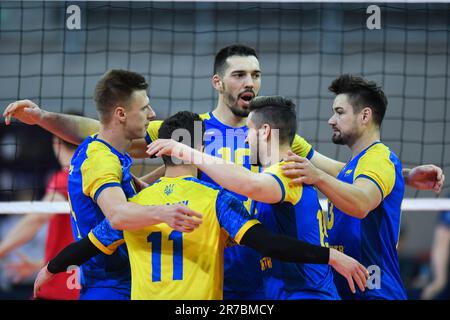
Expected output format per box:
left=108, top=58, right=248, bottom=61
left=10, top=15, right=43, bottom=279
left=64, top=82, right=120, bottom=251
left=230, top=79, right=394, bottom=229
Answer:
left=3, top=99, right=44, bottom=125
left=328, top=248, right=369, bottom=294
left=281, top=150, right=323, bottom=185
left=156, top=204, right=203, bottom=233
left=33, top=264, right=55, bottom=298
left=406, top=165, right=445, bottom=193
left=146, top=139, right=194, bottom=163
left=4, top=252, right=43, bottom=284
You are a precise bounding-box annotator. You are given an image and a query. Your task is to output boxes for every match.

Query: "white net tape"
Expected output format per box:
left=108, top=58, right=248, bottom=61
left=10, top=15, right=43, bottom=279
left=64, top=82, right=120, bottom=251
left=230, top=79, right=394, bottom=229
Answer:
left=0, top=198, right=449, bottom=214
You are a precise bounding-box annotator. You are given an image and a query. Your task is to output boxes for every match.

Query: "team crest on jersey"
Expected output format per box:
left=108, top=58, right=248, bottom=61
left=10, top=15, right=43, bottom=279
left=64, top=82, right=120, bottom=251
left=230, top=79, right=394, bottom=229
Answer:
left=164, top=184, right=174, bottom=196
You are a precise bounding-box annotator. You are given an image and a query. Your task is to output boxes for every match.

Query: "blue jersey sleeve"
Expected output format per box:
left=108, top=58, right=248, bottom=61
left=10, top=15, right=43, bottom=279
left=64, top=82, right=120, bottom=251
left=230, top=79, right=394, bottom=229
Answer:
left=215, top=189, right=260, bottom=244
left=88, top=218, right=125, bottom=255
left=439, top=211, right=450, bottom=227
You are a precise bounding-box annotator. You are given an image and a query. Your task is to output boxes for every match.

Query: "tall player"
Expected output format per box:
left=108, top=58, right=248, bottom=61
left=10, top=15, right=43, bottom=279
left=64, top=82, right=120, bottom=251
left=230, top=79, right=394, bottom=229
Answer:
left=281, top=75, right=408, bottom=299
left=54, top=70, right=203, bottom=300
left=3, top=44, right=444, bottom=299
left=34, top=111, right=368, bottom=300
left=0, top=136, right=79, bottom=300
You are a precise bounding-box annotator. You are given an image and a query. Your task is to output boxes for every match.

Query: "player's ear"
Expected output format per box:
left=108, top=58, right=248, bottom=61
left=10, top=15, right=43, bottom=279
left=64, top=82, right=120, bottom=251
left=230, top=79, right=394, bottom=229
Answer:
left=361, top=107, right=372, bottom=124
left=261, top=124, right=271, bottom=141
left=212, top=74, right=223, bottom=92
left=114, top=106, right=127, bottom=123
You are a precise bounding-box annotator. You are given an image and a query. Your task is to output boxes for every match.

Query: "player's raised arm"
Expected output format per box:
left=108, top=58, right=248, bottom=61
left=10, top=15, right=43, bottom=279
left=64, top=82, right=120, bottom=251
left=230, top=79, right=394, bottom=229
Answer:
left=3, top=99, right=99, bottom=145
left=146, top=139, right=283, bottom=204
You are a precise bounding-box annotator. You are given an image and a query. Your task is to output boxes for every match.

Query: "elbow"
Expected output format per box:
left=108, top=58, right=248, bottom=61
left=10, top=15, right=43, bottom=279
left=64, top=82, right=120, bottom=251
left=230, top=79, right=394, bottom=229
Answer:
left=243, top=177, right=264, bottom=200
left=106, top=207, right=127, bottom=230
left=352, top=202, right=371, bottom=219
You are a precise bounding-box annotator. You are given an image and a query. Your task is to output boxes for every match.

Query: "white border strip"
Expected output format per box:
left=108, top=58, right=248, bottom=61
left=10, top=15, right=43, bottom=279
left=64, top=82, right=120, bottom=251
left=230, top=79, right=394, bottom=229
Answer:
left=1, top=199, right=450, bottom=214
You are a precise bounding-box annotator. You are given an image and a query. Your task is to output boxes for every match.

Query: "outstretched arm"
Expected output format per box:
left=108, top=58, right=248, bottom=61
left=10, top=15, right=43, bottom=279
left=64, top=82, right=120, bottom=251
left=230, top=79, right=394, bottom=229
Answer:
left=241, top=223, right=368, bottom=294
left=146, top=139, right=283, bottom=203
left=34, top=236, right=101, bottom=298
left=3, top=100, right=99, bottom=145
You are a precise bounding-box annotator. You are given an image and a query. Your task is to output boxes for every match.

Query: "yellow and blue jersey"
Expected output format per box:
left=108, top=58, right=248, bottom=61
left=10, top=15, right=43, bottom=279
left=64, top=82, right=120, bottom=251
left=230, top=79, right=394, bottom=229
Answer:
left=68, top=135, right=135, bottom=296
left=251, top=162, right=339, bottom=300
left=145, top=113, right=314, bottom=296
left=327, top=142, right=407, bottom=300
left=90, top=175, right=259, bottom=299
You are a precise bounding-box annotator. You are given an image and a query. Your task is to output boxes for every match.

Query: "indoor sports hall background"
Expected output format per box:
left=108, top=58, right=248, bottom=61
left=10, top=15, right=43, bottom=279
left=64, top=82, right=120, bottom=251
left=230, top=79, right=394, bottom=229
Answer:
left=0, top=1, right=448, bottom=299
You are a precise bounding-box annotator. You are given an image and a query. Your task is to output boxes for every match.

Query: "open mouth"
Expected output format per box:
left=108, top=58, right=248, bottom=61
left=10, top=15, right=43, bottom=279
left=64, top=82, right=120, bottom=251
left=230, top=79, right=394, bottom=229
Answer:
left=239, top=92, right=254, bottom=105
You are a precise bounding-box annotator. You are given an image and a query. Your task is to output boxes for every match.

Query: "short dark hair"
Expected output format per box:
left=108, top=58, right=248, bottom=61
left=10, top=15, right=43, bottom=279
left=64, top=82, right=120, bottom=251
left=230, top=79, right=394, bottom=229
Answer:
left=248, top=96, right=297, bottom=145
left=94, top=69, right=148, bottom=123
left=158, top=111, right=205, bottom=166
left=213, top=44, right=258, bottom=76
left=328, top=74, right=387, bottom=126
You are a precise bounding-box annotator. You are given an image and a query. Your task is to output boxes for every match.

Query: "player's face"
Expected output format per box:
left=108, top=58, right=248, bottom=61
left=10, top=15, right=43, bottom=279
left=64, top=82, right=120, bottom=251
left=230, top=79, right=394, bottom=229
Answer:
left=328, top=94, right=360, bottom=145
left=125, top=90, right=156, bottom=140
left=220, top=55, right=261, bottom=117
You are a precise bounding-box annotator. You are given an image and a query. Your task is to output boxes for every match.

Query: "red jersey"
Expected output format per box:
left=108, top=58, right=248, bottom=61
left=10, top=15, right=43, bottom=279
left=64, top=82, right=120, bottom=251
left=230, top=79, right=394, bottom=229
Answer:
left=38, top=167, right=80, bottom=300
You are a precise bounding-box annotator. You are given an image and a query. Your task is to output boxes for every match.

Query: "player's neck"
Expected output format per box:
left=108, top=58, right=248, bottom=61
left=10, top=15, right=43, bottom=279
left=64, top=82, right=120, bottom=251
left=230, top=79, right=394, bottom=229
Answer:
left=97, top=125, right=132, bottom=154
left=349, top=129, right=381, bottom=159
left=213, top=101, right=247, bottom=128
left=164, top=165, right=197, bottom=178
left=261, top=144, right=290, bottom=168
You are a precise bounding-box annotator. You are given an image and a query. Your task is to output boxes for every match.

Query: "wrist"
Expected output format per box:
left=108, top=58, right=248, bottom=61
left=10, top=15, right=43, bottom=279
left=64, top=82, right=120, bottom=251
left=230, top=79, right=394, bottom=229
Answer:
left=327, top=248, right=334, bottom=265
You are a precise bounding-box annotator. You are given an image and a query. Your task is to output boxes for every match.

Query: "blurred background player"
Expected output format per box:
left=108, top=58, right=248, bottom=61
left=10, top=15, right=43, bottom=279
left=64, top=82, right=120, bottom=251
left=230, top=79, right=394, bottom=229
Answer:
left=0, top=135, right=79, bottom=300
left=421, top=207, right=450, bottom=300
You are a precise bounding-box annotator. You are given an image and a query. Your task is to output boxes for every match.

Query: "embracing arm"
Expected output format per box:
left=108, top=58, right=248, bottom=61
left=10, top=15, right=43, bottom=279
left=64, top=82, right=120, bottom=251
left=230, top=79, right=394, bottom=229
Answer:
left=146, top=140, right=282, bottom=203
left=97, top=187, right=202, bottom=231
left=241, top=223, right=368, bottom=293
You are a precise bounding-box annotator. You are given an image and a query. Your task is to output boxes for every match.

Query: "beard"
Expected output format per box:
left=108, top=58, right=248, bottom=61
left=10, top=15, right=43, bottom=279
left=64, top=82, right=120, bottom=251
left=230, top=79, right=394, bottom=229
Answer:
left=331, top=131, right=347, bottom=145
left=222, top=85, right=253, bottom=118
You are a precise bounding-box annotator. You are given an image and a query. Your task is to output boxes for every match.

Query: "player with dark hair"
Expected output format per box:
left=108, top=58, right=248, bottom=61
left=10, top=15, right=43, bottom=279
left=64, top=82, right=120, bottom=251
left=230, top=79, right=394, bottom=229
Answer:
left=3, top=45, right=444, bottom=299
left=34, top=111, right=368, bottom=300
left=44, top=70, right=203, bottom=300
left=281, top=75, right=408, bottom=299
left=146, top=96, right=363, bottom=299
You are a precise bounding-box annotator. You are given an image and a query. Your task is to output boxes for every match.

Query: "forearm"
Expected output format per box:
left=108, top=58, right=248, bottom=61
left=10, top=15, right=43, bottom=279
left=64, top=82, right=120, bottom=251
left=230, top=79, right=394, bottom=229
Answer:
left=106, top=202, right=163, bottom=231
left=430, top=226, right=450, bottom=285
left=241, top=224, right=329, bottom=264
left=38, top=110, right=99, bottom=145
left=402, top=168, right=411, bottom=186
left=192, top=150, right=261, bottom=199
left=0, top=215, right=49, bottom=258
left=316, top=172, right=372, bottom=219
left=47, top=237, right=101, bottom=274
left=310, top=152, right=345, bottom=178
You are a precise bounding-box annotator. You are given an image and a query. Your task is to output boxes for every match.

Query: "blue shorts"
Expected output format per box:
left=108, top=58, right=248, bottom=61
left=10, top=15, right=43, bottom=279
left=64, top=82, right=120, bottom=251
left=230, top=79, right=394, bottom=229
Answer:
left=80, top=287, right=130, bottom=300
